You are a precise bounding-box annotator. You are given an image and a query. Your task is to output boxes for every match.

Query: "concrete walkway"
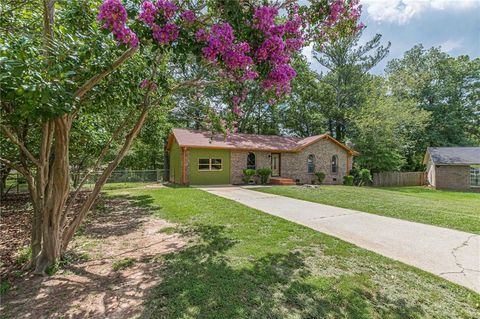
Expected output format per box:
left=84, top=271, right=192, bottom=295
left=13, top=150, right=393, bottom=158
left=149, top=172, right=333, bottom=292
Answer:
left=200, top=186, right=480, bottom=293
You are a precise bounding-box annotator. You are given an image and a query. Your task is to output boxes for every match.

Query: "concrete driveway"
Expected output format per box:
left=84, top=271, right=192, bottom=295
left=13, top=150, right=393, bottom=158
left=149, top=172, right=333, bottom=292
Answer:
left=200, top=186, right=480, bottom=293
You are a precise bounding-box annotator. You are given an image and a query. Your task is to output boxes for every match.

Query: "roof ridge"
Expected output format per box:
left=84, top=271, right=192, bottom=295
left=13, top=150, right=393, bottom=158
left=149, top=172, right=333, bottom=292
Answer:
left=174, top=127, right=307, bottom=140
left=169, top=128, right=355, bottom=154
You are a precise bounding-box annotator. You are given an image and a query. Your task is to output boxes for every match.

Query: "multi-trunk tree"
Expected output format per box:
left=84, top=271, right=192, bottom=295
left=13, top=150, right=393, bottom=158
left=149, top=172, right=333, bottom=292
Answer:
left=0, top=0, right=362, bottom=273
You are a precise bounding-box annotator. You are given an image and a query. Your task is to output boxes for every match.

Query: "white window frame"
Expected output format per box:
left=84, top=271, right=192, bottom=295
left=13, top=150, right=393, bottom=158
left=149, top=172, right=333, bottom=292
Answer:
left=331, top=155, right=338, bottom=174
left=471, top=166, right=480, bottom=187
left=307, top=154, right=315, bottom=174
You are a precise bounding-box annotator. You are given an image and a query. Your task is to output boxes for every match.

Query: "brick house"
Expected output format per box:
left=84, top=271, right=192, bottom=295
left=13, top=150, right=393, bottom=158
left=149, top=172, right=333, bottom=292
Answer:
left=424, top=147, right=480, bottom=191
left=166, top=128, right=356, bottom=185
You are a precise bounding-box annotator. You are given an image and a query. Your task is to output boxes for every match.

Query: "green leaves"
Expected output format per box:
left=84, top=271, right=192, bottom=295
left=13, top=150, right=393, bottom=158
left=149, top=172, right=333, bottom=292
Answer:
left=350, top=78, right=430, bottom=172
left=386, top=45, right=480, bottom=150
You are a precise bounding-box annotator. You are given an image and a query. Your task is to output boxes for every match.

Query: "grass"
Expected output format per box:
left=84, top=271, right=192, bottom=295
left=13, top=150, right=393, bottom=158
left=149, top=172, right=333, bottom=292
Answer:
left=82, top=182, right=149, bottom=191
left=112, top=258, right=136, bottom=271
left=253, top=185, right=480, bottom=234
left=15, top=246, right=32, bottom=265
left=0, top=281, right=10, bottom=295
left=158, top=226, right=177, bottom=234
left=107, top=185, right=479, bottom=318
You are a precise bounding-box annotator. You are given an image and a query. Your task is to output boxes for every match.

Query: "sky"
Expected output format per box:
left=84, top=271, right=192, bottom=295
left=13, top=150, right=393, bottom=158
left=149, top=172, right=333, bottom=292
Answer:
left=303, top=0, right=480, bottom=75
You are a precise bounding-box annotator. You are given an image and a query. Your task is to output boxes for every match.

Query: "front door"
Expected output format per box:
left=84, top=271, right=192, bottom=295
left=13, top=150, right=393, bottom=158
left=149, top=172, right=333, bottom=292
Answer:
left=271, top=153, right=280, bottom=177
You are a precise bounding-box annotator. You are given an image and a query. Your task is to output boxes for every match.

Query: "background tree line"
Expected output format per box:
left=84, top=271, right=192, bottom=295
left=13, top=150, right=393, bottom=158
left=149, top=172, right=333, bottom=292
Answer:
left=69, top=32, right=479, bottom=174
left=167, top=30, right=480, bottom=173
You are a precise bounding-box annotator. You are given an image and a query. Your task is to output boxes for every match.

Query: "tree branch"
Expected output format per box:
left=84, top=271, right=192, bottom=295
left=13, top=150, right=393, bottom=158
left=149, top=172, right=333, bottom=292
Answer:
left=74, top=46, right=138, bottom=101
left=1, top=124, right=41, bottom=167
left=0, top=157, right=29, bottom=177
left=63, top=107, right=137, bottom=214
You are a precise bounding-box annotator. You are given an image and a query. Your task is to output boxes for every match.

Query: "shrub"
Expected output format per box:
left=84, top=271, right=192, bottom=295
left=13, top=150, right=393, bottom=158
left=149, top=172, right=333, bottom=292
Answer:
left=349, top=167, right=360, bottom=185
left=242, top=169, right=256, bottom=184
left=358, top=168, right=372, bottom=186
left=343, top=175, right=354, bottom=186
left=315, top=171, right=326, bottom=185
left=256, top=168, right=272, bottom=184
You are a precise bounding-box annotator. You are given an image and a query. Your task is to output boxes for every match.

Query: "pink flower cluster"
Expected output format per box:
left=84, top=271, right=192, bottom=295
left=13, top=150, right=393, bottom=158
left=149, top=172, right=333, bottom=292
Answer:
left=98, top=0, right=138, bottom=48
left=156, top=0, right=177, bottom=19
left=262, top=64, right=296, bottom=95
left=138, top=0, right=184, bottom=45
left=196, top=23, right=256, bottom=78
left=232, top=90, right=248, bottom=116
left=252, top=7, right=278, bottom=34
left=320, top=0, right=364, bottom=41
left=181, top=10, right=196, bottom=24
left=138, top=1, right=157, bottom=26
left=153, top=23, right=179, bottom=44
left=252, top=6, right=303, bottom=96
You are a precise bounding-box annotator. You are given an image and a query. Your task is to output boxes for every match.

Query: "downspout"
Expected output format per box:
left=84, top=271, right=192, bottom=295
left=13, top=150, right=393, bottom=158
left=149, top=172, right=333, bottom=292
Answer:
left=163, top=137, right=169, bottom=182
left=182, top=147, right=187, bottom=185
left=346, top=154, right=350, bottom=174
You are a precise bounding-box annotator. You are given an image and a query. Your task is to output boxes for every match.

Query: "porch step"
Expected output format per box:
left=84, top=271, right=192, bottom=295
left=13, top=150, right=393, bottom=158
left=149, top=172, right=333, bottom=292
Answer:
left=270, top=177, right=296, bottom=185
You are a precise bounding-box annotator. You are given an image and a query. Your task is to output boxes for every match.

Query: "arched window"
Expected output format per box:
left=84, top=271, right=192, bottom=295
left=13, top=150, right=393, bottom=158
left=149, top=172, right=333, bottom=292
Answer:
left=307, top=154, right=315, bottom=174
left=331, top=155, right=338, bottom=173
left=247, top=152, right=256, bottom=170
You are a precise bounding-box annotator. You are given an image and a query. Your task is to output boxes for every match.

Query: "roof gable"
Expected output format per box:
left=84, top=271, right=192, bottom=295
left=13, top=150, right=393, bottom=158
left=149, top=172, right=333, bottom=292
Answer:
left=425, top=147, right=480, bottom=165
left=167, top=128, right=356, bottom=154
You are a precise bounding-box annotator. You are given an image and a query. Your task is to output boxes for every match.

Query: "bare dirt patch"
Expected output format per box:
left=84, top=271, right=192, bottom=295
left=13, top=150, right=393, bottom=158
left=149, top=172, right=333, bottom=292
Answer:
left=1, top=195, right=186, bottom=318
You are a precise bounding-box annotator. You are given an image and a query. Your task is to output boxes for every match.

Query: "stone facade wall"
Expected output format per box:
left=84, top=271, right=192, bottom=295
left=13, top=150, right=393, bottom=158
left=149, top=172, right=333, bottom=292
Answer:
left=434, top=165, right=470, bottom=191
left=281, top=139, right=350, bottom=184
left=230, top=138, right=352, bottom=185
left=230, top=150, right=270, bottom=184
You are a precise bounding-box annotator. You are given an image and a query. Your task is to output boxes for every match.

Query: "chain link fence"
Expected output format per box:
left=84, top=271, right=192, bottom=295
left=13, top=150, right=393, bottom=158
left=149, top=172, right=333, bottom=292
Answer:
left=4, top=172, right=29, bottom=194
left=2, top=169, right=167, bottom=195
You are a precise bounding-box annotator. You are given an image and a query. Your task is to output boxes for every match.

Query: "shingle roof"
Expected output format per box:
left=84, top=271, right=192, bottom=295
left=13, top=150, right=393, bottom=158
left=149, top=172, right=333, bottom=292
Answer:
left=426, top=147, right=480, bottom=165
left=168, top=128, right=356, bottom=154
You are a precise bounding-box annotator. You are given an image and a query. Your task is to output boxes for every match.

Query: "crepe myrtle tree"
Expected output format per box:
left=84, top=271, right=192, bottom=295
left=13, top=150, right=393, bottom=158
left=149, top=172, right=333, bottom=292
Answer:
left=0, top=0, right=362, bottom=273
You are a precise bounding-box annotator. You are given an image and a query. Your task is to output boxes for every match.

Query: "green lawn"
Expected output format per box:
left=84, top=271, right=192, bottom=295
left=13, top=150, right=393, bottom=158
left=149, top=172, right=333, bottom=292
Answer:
left=107, top=185, right=479, bottom=318
left=253, top=186, right=480, bottom=234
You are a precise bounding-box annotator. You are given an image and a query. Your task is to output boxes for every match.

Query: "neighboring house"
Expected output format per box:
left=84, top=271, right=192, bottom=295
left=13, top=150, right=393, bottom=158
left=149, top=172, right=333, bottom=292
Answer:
left=424, top=147, right=480, bottom=191
left=166, top=128, right=356, bottom=185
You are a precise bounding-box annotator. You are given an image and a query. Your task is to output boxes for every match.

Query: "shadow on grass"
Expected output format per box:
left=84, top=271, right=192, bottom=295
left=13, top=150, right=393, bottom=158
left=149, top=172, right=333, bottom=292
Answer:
left=143, top=223, right=425, bottom=319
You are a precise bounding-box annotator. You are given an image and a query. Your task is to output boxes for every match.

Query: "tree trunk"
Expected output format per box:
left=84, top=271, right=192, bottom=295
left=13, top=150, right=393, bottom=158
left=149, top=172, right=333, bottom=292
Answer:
left=23, top=105, right=149, bottom=274
left=61, top=106, right=150, bottom=250
left=0, top=165, right=10, bottom=199
left=335, top=122, right=344, bottom=141
left=33, top=116, right=71, bottom=273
